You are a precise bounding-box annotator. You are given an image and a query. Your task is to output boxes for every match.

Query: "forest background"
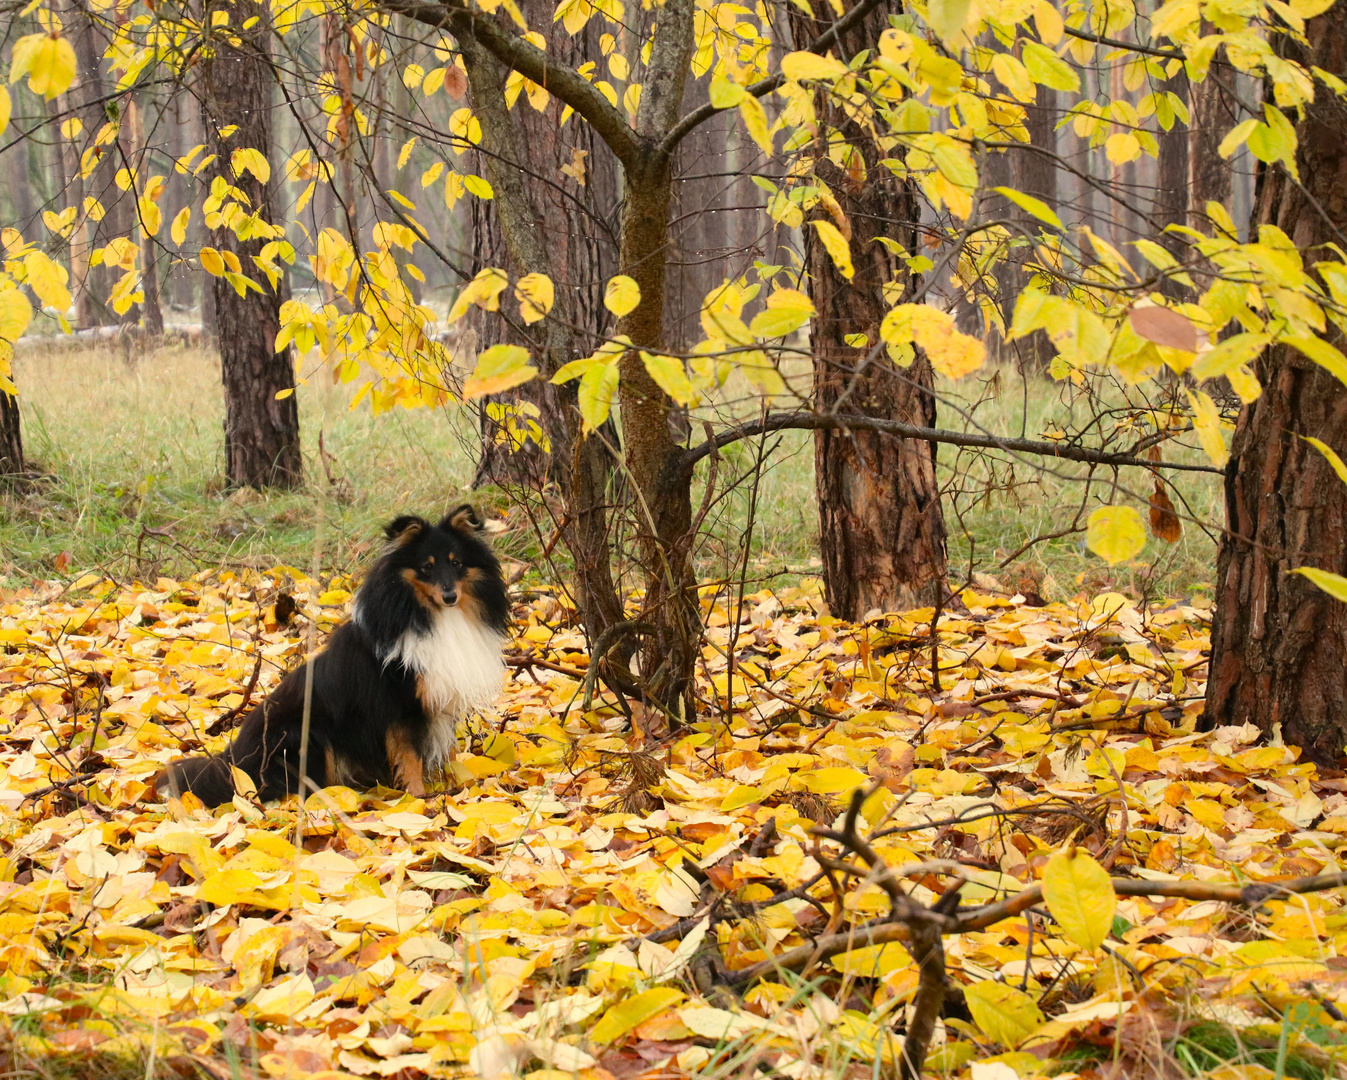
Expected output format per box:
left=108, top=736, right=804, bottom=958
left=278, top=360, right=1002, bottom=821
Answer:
left=2, top=0, right=1347, bottom=1077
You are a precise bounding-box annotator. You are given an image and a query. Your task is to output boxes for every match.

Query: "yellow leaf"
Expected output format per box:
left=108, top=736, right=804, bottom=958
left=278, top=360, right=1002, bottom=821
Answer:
left=1042, top=848, right=1115, bottom=951
left=640, top=352, right=699, bottom=408
left=1105, top=132, right=1142, bottom=165
left=720, top=784, right=765, bottom=811
left=604, top=275, right=640, bottom=317
left=24, top=251, right=71, bottom=312
left=926, top=0, right=972, bottom=45
left=1303, top=435, right=1347, bottom=487
left=0, top=285, right=33, bottom=344
left=462, top=344, right=538, bottom=400
left=994, top=186, right=1063, bottom=230
left=1086, top=505, right=1146, bottom=565
left=780, top=52, right=849, bottom=82
left=589, top=987, right=685, bottom=1044
left=10, top=33, right=77, bottom=100
left=171, top=206, right=190, bottom=246
left=200, top=247, right=226, bottom=277
left=749, top=287, right=815, bottom=339
left=1186, top=388, right=1229, bottom=466
left=230, top=147, right=271, bottom=184
left=515, top=272, right=554, bottom=324
left=1293, top=566, right=1347, bottom=602
left=137, top=195, right=161, bottom=237
left=810, top=220, right=853, bottom=280
left=709, top=76, right=746, bottom=107
left=463, top=173, right=494, bottom=199
left=964, top=981, right=1045, bottom=1047
left=795, top=766, right=867, bottom=794
left=447, top=267, right=508, bottom=323
left=578, top=358, right=620, bottom=434
left=0, top=86, right=10, bottom=136
left=1021, top=41, right=1080, bottom=93
left=738, top=95, right=773, bottom=155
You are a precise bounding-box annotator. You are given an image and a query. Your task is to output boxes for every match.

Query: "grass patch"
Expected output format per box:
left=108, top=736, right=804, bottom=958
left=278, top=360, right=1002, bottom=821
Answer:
left=3, top=343, right=1222, bottom=598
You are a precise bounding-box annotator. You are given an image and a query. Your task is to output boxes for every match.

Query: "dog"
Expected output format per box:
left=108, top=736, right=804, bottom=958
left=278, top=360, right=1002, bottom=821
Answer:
left=157, top=506, right=510, bottom=806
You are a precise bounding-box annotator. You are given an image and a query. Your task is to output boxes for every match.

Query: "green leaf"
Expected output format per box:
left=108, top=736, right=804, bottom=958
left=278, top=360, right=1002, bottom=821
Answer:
left=1293, top=566, right=1347, bottom=602
left=964, top=981, right=1045, bottom=1048
left=589, top=987, right=685, bottom=1044
left=709, top=76, right=746, bottom=108
left=993, top=186, right=1063, bottom=230
left=1042, top=848, right=1116, bottom=951
left=1086, top=505, right=1146, bottom=565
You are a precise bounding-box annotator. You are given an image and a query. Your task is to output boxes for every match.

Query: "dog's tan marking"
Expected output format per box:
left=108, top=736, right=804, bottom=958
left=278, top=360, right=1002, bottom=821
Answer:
left=385, top=727, right=425, bottom=796
left=401, top=566, right=443, bottom=610
left=323, top=746, right=355, bottom=787
left=448, top=505, right=482, bottom=533
left=456, top=566, right=490, bottom=623
left=390, top=520, right=424, bottom=546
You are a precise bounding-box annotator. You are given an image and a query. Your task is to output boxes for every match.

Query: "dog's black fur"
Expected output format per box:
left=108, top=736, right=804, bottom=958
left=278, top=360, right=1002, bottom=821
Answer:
left=157, top=506, right=509, bottom=806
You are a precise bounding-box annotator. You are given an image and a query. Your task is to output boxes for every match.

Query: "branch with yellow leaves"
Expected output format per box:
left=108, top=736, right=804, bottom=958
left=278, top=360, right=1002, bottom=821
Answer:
left=683, top=410, right=1227, bottom=475
left=380, top=0, right=644, bottom=168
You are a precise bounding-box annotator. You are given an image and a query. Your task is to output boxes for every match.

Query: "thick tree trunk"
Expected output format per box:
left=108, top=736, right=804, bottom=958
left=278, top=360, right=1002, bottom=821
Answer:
left=794, top=0, right=947, bottom=620
left=201, top=0, right=301, bottom=489
left=0, top=388, right=22, bottom=477
left=1206, top=12, right=1347, bottom=763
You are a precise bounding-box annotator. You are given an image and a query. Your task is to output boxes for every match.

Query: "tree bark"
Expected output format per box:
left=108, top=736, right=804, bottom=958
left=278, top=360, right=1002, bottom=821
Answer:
left=69, top=6, right=136, bottom=328
left=794, top=0, right=947, bottom=620
left=0, top=386, right=22, bottom=477
left=459, top=29, right=626, bottom=642
left=1188, top=52, right=1236, bottom=231
left=1206, top=11, right=1347, bottom=763
left=200, top=0, right=301, bottom=489
left=125, top=98, right=164, bottom=338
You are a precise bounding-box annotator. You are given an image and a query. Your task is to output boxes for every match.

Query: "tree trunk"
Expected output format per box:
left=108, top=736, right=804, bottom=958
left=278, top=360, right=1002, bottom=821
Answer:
left=794, top=0, right=947, bottom=620
left=0, top=386, right=22, bottom=477
left=1156, top=72, right=1190, bottom=299
left=125, top=98, right=164, bottom=338
left=459, top=29, right=626, bottom=642
left=1188, top=51, right=1236, bottom=231
left=1205, top=11, right=1347, bottom=763
left=200, top=0, right=301, bottom=489
left=70, top=6, right=136, bottom=329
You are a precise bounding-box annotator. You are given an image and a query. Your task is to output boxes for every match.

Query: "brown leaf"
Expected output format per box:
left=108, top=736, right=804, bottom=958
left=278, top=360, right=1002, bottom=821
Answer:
left=1148, top=482, right=1182, bottom=543
left=443, top=64, right=467, bottom=101
left=1129, top=306, right=1198, bottom=353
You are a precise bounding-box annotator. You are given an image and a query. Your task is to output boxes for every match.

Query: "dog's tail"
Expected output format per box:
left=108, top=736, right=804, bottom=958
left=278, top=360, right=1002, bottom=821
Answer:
left=155, top=754, right=240, bottom=807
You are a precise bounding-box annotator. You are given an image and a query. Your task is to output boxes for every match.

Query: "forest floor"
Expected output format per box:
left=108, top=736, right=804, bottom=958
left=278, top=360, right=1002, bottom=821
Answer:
left=0, top=341, right=1306, bottom=1080
left=1, top=341, right=1223, bottom=605
left=1, top=566, right=1346, bottom=1080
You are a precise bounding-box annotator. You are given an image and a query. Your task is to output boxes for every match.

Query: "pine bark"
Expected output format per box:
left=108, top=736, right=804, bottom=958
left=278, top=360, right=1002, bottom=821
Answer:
left=200, top=0, right=301, bottom=488
left=795, top=0, right=947, bottom=620
left=0, top=387, right=22, bottom=477
left=1205, top=11, right=1347, bottom=762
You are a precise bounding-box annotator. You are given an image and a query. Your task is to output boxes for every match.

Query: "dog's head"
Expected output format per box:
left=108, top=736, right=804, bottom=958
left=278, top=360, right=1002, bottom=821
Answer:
left=382, top=505, right=503, bottom=612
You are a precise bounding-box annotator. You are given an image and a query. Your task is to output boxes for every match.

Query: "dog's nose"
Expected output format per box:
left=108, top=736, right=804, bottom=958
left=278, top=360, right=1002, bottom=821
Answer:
left=442, top=588, right=459, bottom=606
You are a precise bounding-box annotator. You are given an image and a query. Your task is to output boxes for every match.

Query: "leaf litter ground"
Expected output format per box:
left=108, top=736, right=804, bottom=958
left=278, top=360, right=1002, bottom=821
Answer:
left=2, top=569, right=1347, bottom=1080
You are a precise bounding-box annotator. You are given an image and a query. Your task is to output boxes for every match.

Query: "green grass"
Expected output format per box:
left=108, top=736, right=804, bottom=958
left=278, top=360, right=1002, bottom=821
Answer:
left=1, top=341, right=1223, bottom=600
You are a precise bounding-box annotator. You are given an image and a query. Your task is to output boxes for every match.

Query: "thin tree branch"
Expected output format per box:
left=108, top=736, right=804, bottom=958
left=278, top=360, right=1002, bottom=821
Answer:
left=682, top=411, right=1226, bottom=474
left=381, top=0, right=643, bottom=168
left=659, top=0, right=889, bottom=156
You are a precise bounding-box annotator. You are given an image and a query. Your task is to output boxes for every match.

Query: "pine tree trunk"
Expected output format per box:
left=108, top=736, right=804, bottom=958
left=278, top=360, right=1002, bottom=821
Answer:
left=0, top=387, right=22, bottom=477
left=1205, top=11, right=1347, bottom=763
left=200, top=0, right=301, bottom=489
left=794, top=0, right=947, bottom=620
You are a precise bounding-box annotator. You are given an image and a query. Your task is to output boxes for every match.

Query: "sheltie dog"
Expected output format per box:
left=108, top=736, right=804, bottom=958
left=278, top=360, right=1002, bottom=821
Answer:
left=157, top=506, right=510, bottom=806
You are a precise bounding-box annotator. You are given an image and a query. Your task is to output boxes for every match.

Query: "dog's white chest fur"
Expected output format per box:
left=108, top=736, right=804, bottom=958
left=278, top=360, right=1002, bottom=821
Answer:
left=391, top=608, right=505, bottom=764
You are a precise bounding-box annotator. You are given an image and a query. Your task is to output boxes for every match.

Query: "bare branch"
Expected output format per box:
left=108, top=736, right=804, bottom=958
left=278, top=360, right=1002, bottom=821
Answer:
left=681, top=411, right=1226, bottom=475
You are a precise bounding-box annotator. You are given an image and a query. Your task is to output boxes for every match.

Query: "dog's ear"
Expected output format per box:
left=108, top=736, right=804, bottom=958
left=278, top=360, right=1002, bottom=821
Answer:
left=442, top=504, right=507, bottom=537
left=384, top=515, right=427, bottom=543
